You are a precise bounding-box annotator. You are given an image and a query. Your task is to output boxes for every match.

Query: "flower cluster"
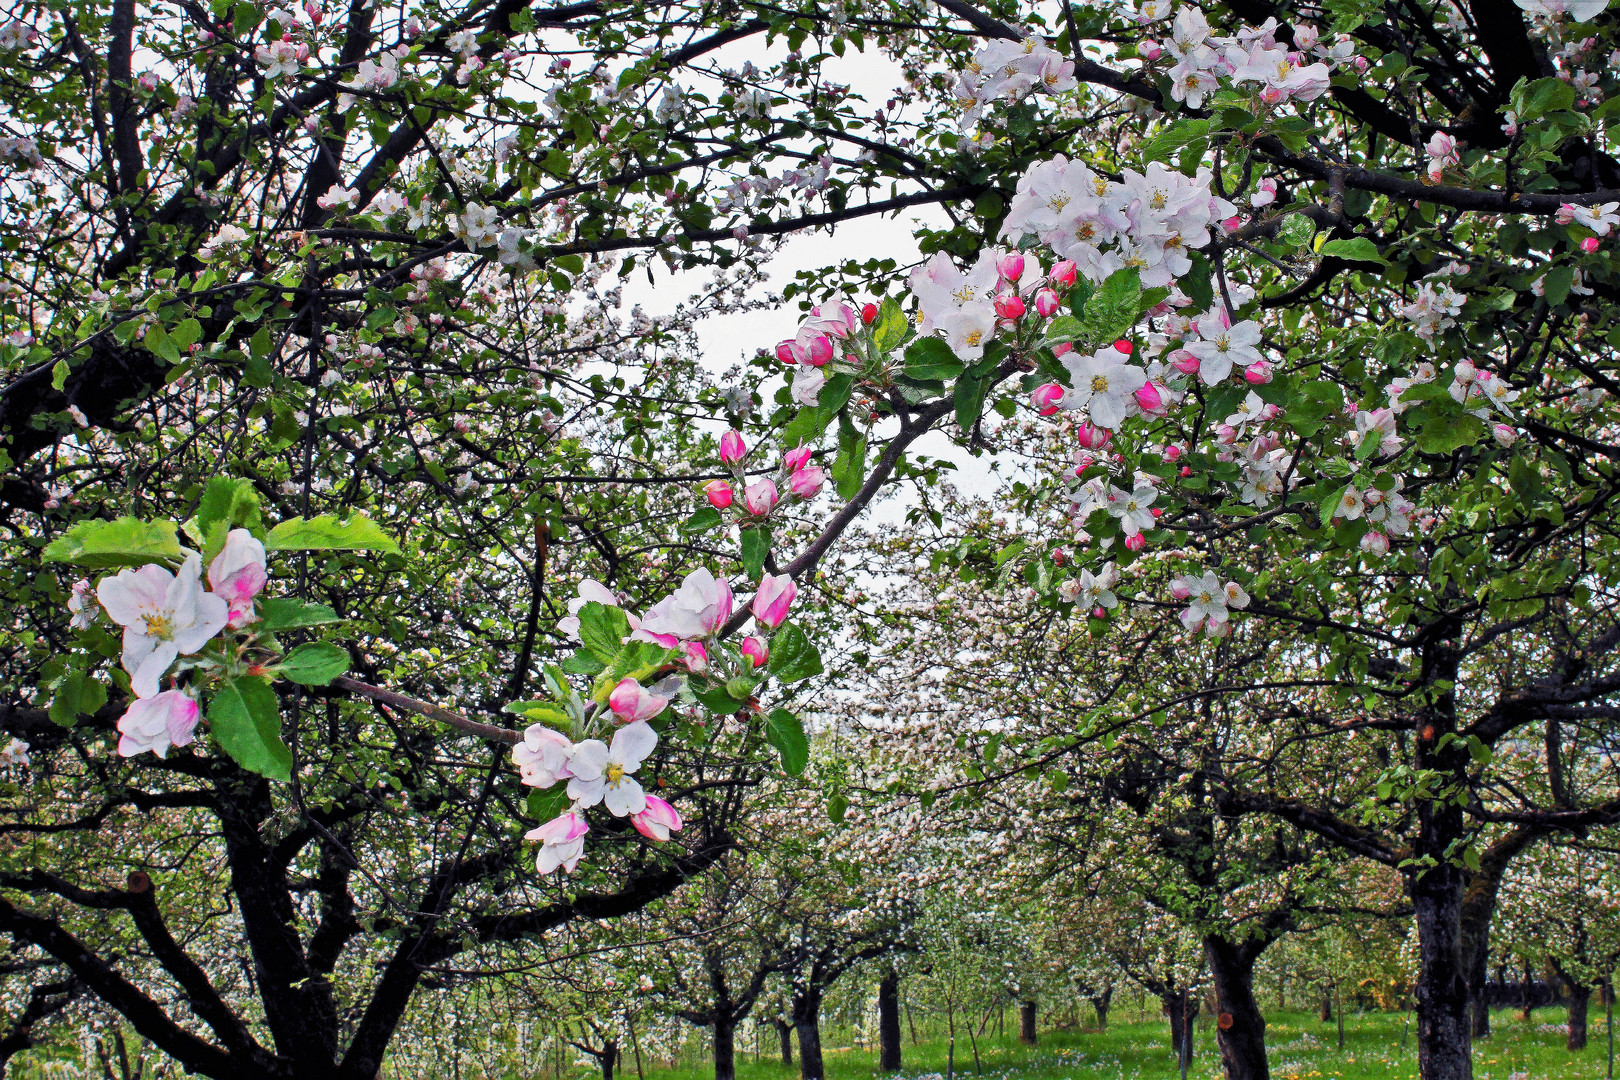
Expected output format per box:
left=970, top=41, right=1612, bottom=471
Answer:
left=703, top=433, right=826, bottom=517
left=774, top=300, right=863, bottom=406
left=1169, top=571, right=1251, bottom=638
left=1001, top=157, right=1236, bottom=289
left=1141, top=9, right=1342, bottom=109
left=89, top=530, right=269, bottom=756
left=955, top=37, right=1076, bottom=128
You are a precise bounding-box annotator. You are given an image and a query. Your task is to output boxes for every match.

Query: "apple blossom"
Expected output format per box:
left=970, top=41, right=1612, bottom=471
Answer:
left=1361, top=531, right=1391, bottom=556
left=719, top=429, right=748, bottom=465
left=1031, top=383, right=1064, bottom=416
left=704, top=479, right=735, bottom=509
left=1060, top=347, right=1148, bottom=429
left=513, top=725, right=574, bottom=788
left=67, top=578, right=95, bottom=630
left=743, top=478, right=780, bottom=517
left=636, top=568, right=733, bottom=644
left=116, top=689, right=200, bottom=758
left=791, top=366, right=826, bottom=406
left=994, top=294, right=1026, bottom=320
left=609, top=678, right=670, bottom=723
left=1492, top=423, right=1518, bottom=448
left=681, top=641, right=709, bottom=672
left=207, top=528, right=268, bottom=627
left=1184, top=314, right=1264, bottom=384
left=751, top=574, right=797, bottom=629
left=740, top=636, right=768, bottom=667
left=787, top=466, right=826, bottom=500
left=567, top=721, right=657, bottom=816
left=97, top=555, right=230, bottom=699
left=526, top=811, right=589, bottom=875
left=783, top=446, right=813, bottom=472
left=631, top=795, right=683, bottom=841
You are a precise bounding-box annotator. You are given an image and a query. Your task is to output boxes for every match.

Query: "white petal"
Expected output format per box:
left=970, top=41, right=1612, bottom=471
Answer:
left=128, top=642, right=180, bottom=700
left=566, top=776, right=605, bottom=807
left=172, top=592, right=229, bottom=655
left=567, top=739, right=608, bottom=781
left=611, top=721, right=658, bottom=771
left=603, top=777, right=647, bottom=817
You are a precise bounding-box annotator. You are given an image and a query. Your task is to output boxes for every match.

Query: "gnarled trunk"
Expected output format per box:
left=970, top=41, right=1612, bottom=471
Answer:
left=1410, top=795, right=1473, bottom=1080
left=1206, top=936, right=1269, bottom=1080
left=1319, top=988, right=1332, bottom=1023
left=1091, top=986, right=1113, bottom=1033
left=793, top=992, right=823, bottom=1080
left=1018, top=1001, right=1037, bottom=1045
left=774, top=1020, right=793, bottom=1066
left=878, top=972, right=902, bottom=1072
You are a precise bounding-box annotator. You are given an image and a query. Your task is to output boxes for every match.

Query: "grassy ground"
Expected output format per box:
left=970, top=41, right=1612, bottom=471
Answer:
left=625, top=1008, right=1617, bottom=1080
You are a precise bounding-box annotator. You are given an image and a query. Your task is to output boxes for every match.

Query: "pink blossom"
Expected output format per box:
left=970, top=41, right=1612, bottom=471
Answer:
left=994, top=294, right=1026, bottom=320
left=861, top=303, right=878, bottom=325
left=1049, top=261, right=1078, bottom=288
left=1075, top=423, right=1112, bottom=450
left=1581, top=236, right=1600, bottom=253
left=207, top=528, right=268, bottom=627
left=1031, top=383, right=1064, bottom=416
left=1033, top=288, right=1062, bottom=317
left=1360, top=531, right=1390, bottom=556
left=1124, top=533, right=1147, bottom=552
left=783, top=446, right=813, bottom=472
left=513, top=725, right=573, bottom=788
left=743, top=478, right=779, bottom=516
left=787, top=466, right=826, bottom=500
left=704, top=479, right=734, bottom=509
left=1244, top=361, right=1273, bottom=384
left=526, top=811, right=589, bottom=874
left=98, top=555, right=229, bottom=699
left=997, top=253, right=1025, bottom=282
left=632, top=795, right=684, bottom=841
left=775, top=340, right=804, bottom=365
left=116, top=690, right=200, bottom=758
left=1492, top=423, right=1518, bottom=448
left=1134, top=382, right=1167, bottom=416
left=682, top=641, right=709, bottom=672
left=1171, top=350, right=1201, bottom=375
left=740, top=636, right=768, bottom=667
left=635, top=568, right=733, bottom=643
left=750, top=574, right=797, bottom=629
left=609, top=678, right=670, bottom=723
left=719, top=429, right=748, bottom=465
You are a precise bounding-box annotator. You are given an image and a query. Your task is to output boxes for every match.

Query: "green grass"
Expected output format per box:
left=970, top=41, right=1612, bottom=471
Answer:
left=615, top=1008, right=1617, bottom=1080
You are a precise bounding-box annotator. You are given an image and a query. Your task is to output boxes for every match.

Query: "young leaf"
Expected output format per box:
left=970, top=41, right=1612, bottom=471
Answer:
left=741, top=526, right=770, bottom=579
left=263, top=514, right=400, bottom=555
left=43, top=517, right=187, bottom=568
left=903, top=336, right=964, bottom=381
left=1317, top=238, right=1389, bottom=266
left=681, top=506, right=724, bottom=535
left=195, top=477, right=261, bottom=536
left=209, top=676, right=294, bottom=781
left=833, top=415, right=867, bottom=501
left=278, top=642, right=350, bottom=685
left=764, top=707, right=810, bottom=776
left=872, top=297, right=907, bottom=352
left=766, top=622, right=824, bottom=684
left=954, top=372, right=992, bottom=433
left=256, top=598, right=342, bottom=632
left=577, top=601, right=632, bottom=665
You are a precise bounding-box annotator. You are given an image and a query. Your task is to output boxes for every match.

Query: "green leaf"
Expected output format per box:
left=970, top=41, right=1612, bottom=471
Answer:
left=827, top=792, right=849, bottom=823
left=696, top=684, right=749, bottom=714
left=277, top=642, right=350, bottom=686
left=1043, top=315, right=1083, bottom=346
left=1141, top=119, right=1210, bottom=166
left=741, top=526, right=770, bottom=579
left=145, top=326, right=181, bottom=364
left=255, top=597, right=342, bottom=632
left=681, top=506, right=724, bottom=535
left=170, top=318, right=203, bottom=351
left=51, top=359, right=69, bottom=391
left=589, top=641, right=677, bottom=703
left=195, top=477, right=261, bottom=537
left=263, top=514, right=400, bottom=555
left=561, top=650, right=606, bottom=676
left=764, top=707, right=810, bottom=776
left=577, top=601, right=631, bottom=664
left=209, top=676, right=293, bottom=781
left=833, top=415, right=867, bottom=501
left=1075, top=267, right=1143, bottom=348
left=526, top=786, right=571, bottom=823
left=766, top=622, right=823, bottom=684
left=1317, top=238, right=1388, bottom=266
left=43, top=517, right=186, bottom=568
left=1414, top=413, right=1485, bottom=454
left=903, top=336, right=965, bottom=381
left=954, top=372, right=992, bottom=433
left=504, top=700, right=571, bottom=727
left=48, top=671, right=107, bottom=726
left=872, top=297, right=907, bottom=352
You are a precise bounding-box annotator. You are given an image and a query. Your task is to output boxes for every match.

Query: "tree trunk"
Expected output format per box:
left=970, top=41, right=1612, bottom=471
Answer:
left=775, top=1020, right=793, bottom=1067
left=1206, top=936, right=1269, bottom=1080
left=1018, top=1001, right=1037, bottom=1045
left=1410, top=805, right=1474, bottom=1080
left=1163, top=992, right=1199, bottom=1061
left=1319, top=988, right=1332, bottom=1023
left=1092, top=986, right=1113, bottom=1033
left=878, top=972, right=902, bottom=1072
left=795, top=996, right=824, bottom=1080
left=714, top=1017, right=736, bottom=1080
left=1567, top=981, right=1590, bottom=1051
left=602, top=1040, right=618, bottom=1080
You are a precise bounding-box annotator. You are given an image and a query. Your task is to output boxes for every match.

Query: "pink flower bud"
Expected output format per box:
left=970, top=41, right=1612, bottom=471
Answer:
left=1170, top=579, right=1193, bottom=600
left=1052, top=342, right=1074, bottom=357
left=1049, top=261, right=1078, bottom=288
left=1052, top=549, right=1066, bottom=565
left=776, top=340, right=804, bottom=365
left=1180, top=465, right=1193, bottom=477
left=806, top=334, right=834, bottom=366
left=1140, top=42, right=1163, bottom=60
left=787, top=465, right=825, bottom=500
left=861, top=302, right=878, bottom=325
left=1031, top=383, right=1064, bottom=416
left=994, top=294, right=1026, bottom=320
left=1163, top=444, right=1184, bottom=462
left=719, top=429, right=748, bottom=465
left=682, top=641, right=709, bottom=672
left=1172, top=350, right=1200, bottom=375
left=783, top=446, right=813, bottom=472
left=1075, top=423, right=1112, bottom=450
left=740, top=636, right=768, bottom=668
left=631, top=795, right=683, bottom=841
left=743, top=478, right=779, bottom=516
left=750, top=573, right=797, bottom=629
left=609, top=678, right=670, bottom=723
left=703, top=479, right=734, bottom=509
left=1581, top=236, right=1600, bottom=253
left=1220, top=214, right=1242, bottom=232
left=1360, top=530, right=1390, bottom=556
left=1113, top=339, right=1133, bottom=355
left=1492, top=423, right=1518, bottom=448
left=997, top=253, right=1025, bottom=282
left=1124, top=533, right=1147, bottom=552
left=1352, top=56, right=1369, bottom=73
left=1134, top=381, right=1166, bottom=416
left=1034, top=288, right=1062, bottom=317
left=1244, top=361, right=1273, bottom=384
left=1092, top=605, right=1108, bottom=619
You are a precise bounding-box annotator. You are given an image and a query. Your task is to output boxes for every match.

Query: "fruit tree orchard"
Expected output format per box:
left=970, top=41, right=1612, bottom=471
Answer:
left=1, top=0, right=1618, bottom=1078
